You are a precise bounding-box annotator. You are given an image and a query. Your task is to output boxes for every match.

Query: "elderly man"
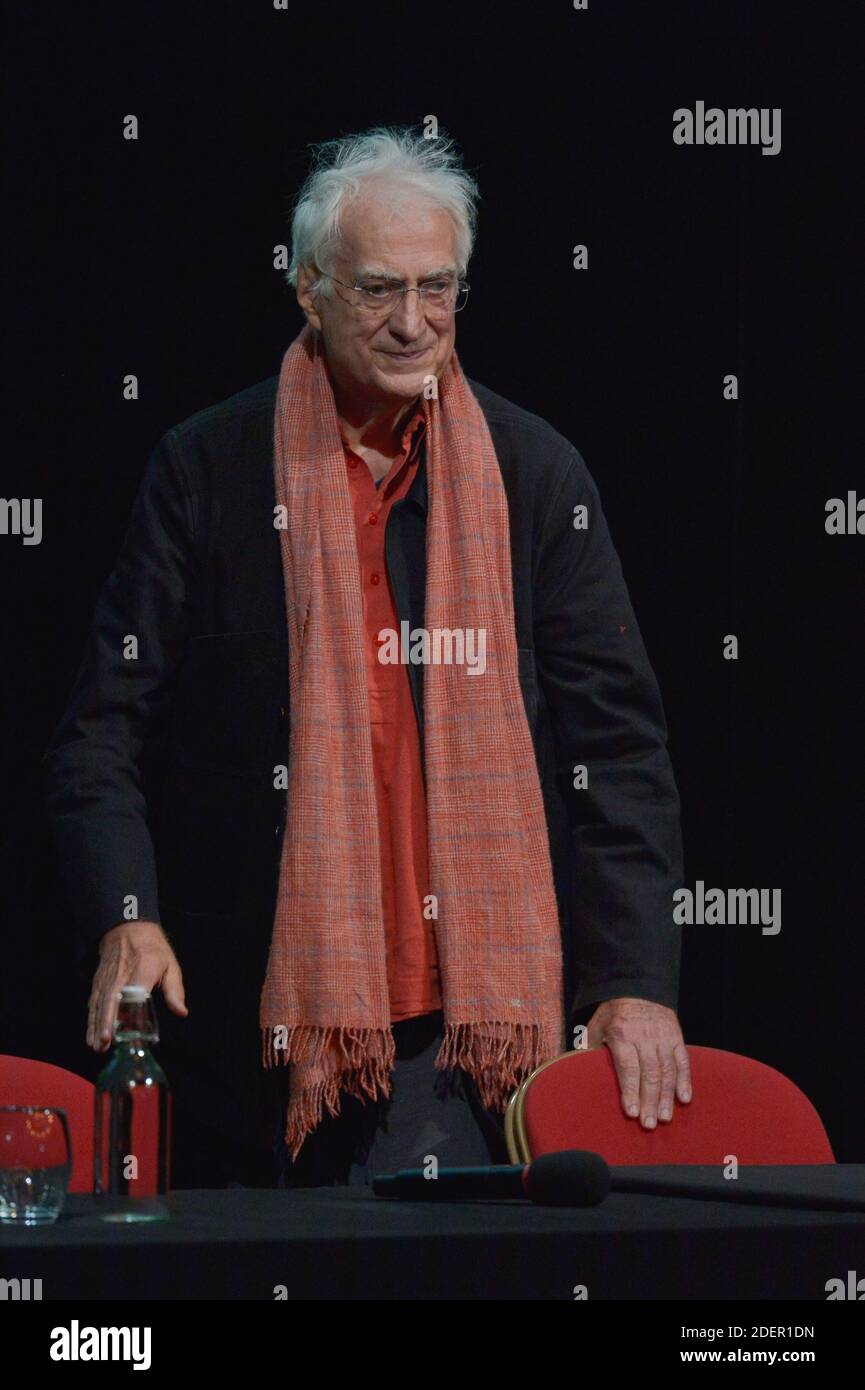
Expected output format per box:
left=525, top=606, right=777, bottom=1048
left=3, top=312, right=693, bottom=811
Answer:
left=44, top=126, right=691, bottom=1189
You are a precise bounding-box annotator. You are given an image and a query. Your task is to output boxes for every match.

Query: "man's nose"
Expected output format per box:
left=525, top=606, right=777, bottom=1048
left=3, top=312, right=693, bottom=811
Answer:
left=388, top=288, right=427, bottom=338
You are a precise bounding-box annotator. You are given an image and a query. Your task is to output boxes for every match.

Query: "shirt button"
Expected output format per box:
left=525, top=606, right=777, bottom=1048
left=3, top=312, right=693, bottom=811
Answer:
left=347, top=458, right=357, bottom=469
left=368, top=512, right=378, bottom=525
left=370, top=573, right=381, bottom=586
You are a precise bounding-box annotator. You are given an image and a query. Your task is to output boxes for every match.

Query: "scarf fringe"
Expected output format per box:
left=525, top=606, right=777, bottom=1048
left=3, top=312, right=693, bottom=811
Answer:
left=435, top=1020, right=550, bottom=1112
left=262, top=1025, right=396, bottom=1160
left=263, top=1019, right=555, bottom=1158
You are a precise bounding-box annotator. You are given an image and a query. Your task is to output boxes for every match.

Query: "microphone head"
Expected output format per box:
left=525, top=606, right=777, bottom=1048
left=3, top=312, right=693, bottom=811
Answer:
left=523, top=1149, right=611, bottom=1206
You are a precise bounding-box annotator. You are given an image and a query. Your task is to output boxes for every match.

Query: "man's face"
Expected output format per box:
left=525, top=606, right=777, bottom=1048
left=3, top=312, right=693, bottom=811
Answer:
left=297, top=184, right=459, bottom=410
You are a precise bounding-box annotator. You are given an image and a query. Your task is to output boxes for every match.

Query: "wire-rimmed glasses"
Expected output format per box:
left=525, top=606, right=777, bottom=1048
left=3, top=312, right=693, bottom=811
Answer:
left=319, top=271, right=470, bottom=317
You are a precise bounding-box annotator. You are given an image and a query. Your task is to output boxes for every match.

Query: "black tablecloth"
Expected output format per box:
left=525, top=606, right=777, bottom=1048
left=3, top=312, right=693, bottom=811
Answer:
left=2, top=1166, right=864, bottom=1300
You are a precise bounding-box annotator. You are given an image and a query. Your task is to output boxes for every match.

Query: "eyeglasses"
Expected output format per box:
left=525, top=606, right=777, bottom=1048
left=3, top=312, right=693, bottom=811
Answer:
left=318, top=271, right=470, bottom=317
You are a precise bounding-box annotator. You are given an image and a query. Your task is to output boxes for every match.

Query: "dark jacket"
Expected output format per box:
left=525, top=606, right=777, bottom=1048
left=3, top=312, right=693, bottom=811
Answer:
left=42, top=373, right=685, bottom=1144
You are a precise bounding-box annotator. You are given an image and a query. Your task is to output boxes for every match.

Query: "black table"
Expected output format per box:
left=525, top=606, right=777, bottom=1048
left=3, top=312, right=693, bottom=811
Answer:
left=2, top=1166, right=864, bottom=1300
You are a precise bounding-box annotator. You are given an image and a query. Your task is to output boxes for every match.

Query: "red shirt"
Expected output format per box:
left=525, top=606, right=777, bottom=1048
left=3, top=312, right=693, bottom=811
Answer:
left=340, top=402, right=443, bottom=1022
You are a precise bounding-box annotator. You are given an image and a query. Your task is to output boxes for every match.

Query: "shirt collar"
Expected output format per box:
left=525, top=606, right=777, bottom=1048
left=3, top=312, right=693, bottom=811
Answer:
left=397, top=394, right=426, bottom=442
left=338, top=396, right=426, bottom=453
left=338, top=397, right=428, bottom=501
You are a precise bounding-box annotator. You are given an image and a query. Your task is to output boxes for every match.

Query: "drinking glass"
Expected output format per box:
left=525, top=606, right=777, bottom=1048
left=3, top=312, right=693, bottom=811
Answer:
left=0, top=1106, right=72, bottom=1225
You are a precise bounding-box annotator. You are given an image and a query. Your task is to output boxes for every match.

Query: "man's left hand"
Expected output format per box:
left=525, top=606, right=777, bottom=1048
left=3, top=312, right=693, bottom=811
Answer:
left=585, top=997, right=692, bottom=1129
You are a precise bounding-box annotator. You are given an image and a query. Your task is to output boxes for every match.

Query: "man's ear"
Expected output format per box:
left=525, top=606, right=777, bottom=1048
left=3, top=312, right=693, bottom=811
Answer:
left=296, top=265, right=323, bottom=332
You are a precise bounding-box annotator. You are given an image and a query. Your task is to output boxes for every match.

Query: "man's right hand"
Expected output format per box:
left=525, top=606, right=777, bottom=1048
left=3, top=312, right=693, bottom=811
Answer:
left=87, top=920, right=189, bottom=1052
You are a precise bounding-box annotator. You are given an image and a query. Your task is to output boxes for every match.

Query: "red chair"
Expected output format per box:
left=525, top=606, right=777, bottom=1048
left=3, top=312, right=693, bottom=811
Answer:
left=0, top=1055, right=94, bottom=1192
left=505, top=1045, right=835, bottom=1165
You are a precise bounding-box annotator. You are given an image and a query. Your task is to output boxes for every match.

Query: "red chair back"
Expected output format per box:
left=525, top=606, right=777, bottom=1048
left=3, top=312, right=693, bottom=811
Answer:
left=513, top=1045, right=835, bottom=1164
left=0, top=1055, right=94, bottom=1192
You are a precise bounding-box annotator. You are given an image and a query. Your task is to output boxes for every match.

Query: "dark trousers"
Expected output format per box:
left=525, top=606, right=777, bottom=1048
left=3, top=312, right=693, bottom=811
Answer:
left=170, top=1011, right=508, bottom=1189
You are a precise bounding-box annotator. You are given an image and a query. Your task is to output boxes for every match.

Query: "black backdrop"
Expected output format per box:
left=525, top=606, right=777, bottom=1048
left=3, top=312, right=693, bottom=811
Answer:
left=4, top=1, right=864, bottom=1159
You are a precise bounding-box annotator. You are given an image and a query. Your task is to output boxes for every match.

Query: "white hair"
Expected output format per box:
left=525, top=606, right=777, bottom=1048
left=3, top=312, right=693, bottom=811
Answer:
left=286, top=125, right=479, bottom=297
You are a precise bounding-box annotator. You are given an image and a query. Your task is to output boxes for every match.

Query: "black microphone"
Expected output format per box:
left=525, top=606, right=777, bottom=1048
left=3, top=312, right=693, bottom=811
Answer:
left=374, top=1150, right=865, bottom=1212
left=373, top=1149, right=611, bottom=1206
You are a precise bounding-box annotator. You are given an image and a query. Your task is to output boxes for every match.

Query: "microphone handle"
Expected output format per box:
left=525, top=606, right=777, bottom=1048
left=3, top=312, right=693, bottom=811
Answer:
left=611, top=1171, right=865, bottom=1213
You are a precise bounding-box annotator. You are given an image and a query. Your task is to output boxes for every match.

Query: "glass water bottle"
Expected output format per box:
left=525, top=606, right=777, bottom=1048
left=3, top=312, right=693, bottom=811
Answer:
left=94, top=985, right=172, bottom=1222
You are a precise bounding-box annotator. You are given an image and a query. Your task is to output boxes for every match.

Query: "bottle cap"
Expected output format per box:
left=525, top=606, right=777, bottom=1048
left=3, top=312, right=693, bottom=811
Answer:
left=119, top=985, right=151, bottom=1002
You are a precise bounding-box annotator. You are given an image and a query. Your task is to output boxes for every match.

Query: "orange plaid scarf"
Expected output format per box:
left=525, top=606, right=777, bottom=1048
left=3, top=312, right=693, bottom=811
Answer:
left=261, top=323, right=564, bottom=1159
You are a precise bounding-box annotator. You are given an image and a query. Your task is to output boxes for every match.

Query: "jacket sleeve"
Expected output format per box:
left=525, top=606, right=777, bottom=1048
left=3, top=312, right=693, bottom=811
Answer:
left=41, top=427, right=198, bottom=956
left=533, top=443, right=684, bottom=1014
